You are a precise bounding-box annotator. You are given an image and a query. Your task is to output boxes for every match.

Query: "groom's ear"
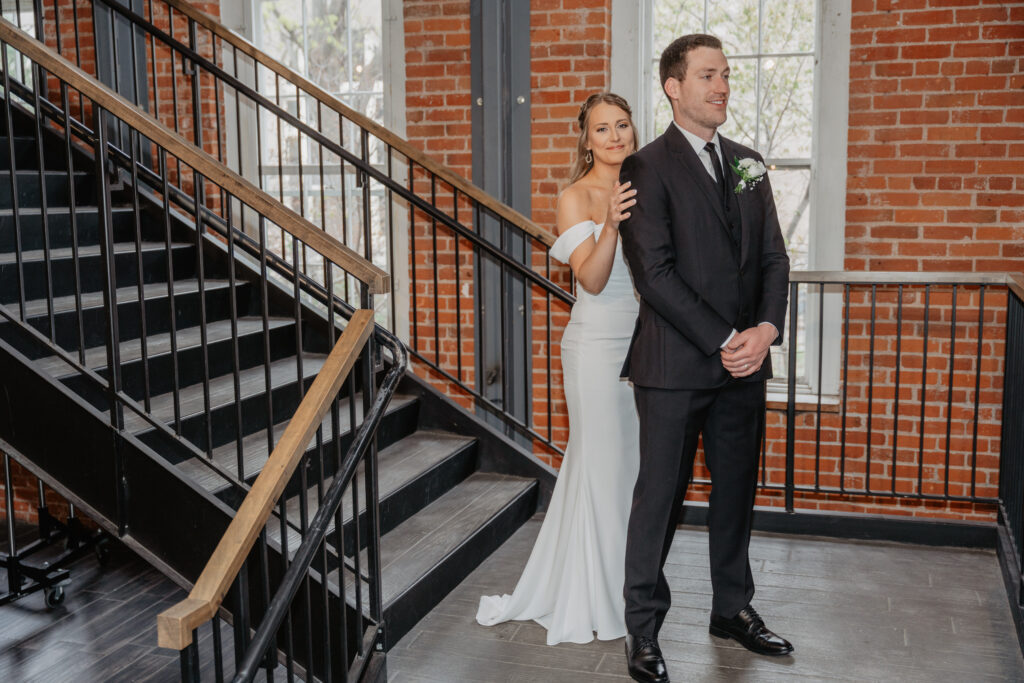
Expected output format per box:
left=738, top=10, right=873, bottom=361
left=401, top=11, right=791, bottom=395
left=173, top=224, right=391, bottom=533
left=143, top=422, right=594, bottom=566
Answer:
left=663, top=76, right=681, bottom=102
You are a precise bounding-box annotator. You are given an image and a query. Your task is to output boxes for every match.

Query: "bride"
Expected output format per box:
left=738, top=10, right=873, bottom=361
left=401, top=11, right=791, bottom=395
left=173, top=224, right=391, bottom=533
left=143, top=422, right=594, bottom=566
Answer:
left=476, top=92, right=641, bottom=645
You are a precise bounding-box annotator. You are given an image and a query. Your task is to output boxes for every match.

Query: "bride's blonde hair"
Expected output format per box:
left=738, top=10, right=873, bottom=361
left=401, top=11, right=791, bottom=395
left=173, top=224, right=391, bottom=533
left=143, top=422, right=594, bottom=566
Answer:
left=568, top=92, right=638, bottom=184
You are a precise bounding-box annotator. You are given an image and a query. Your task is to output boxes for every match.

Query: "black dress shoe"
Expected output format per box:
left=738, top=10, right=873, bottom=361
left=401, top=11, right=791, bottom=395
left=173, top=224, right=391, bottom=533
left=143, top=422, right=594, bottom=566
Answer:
left=709, top=605, right=794, bottom=656
left=625, top=634, right=669, bottom=683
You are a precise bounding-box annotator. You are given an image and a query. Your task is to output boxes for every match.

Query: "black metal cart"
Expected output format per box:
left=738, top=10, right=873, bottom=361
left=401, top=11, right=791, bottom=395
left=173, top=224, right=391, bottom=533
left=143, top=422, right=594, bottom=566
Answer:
left=0, top=453, right=108, bottom=608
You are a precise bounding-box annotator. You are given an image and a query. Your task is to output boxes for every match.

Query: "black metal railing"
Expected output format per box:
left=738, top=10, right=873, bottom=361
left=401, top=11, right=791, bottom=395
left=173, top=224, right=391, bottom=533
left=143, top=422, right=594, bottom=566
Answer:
left=169, top=324, right=407, bottom=683
left=0, top=18, right=403, bottom=681
left=720, top=271, right=1018, bottom=515
left=13, top=0, right=577, bottom=455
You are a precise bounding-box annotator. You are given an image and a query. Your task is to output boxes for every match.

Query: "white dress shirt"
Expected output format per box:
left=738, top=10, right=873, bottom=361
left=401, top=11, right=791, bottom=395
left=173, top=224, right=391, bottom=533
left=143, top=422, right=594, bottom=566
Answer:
left=674, top=121, right=723, bottom=182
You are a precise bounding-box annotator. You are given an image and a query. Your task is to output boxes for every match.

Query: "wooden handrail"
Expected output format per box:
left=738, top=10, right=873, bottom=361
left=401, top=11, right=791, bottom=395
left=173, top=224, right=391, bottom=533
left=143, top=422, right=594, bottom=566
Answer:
left=156, top=310, right=376, bottom=650
left=162, top=0, right=554, bottom=248
left=791, top=271, right=1024, bottom=299
left=0, top=18, right=390, bottom=294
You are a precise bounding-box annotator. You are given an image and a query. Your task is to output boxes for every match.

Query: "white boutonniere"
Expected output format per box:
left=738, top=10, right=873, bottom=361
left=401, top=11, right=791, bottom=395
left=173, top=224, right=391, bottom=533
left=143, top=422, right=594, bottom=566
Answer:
left=731, top=157, right=767, bottom=194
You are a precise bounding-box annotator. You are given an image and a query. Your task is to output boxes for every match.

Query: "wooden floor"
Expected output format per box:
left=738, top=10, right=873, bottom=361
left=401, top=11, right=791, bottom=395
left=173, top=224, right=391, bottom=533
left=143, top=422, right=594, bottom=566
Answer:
left=388, top=518, right=1024, bottom=682
left=0, top=520, right=1021, bottom=682
left=0, top=540, right=185, bottom=681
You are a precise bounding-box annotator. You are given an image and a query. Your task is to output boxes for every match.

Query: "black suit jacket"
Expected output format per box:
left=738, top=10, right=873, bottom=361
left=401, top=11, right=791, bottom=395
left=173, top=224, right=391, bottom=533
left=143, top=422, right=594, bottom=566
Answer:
left=618, top=124, right=790, bottom=390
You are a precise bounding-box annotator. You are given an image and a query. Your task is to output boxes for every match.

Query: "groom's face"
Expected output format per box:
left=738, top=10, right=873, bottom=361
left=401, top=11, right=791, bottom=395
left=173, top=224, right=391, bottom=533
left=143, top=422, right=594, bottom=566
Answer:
left=665, top=46, right=730, bottom=139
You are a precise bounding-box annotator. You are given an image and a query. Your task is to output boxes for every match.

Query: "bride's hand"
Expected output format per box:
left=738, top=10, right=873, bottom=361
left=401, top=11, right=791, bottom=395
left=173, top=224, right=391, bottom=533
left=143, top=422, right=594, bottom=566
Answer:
left=606, top=181, right=637, bottom=231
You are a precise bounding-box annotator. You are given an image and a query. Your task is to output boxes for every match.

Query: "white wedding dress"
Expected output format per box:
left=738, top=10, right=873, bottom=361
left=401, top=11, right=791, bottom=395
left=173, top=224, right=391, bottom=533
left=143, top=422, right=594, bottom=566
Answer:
left=476, top=220, right=641, bottom=645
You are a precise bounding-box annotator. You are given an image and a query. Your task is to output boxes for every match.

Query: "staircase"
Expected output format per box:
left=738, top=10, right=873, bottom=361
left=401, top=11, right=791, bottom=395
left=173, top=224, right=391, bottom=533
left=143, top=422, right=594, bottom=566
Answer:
left=0, top=37, right=554, bottom=683
left=0, top=3, right=566, bottom=678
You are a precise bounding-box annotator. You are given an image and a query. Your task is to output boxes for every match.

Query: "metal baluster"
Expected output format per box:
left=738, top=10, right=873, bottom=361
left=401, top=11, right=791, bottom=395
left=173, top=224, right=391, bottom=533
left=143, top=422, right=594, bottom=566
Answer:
left=814, top=282, right=825, bottom=491
left=31, top=62, right=55, bottom=344
left=274, top=75, right=283, bottom=210
left=148, top=0, right=158, bottom=120
left=232, top=564, right=252, bottom=670
left=543, top=236, right=553, bottom=446
left=409, top=158, right=417, bottom=351
left=500, top=218, right=510, bottom=425
left=278, top=498, right=294, bottom=681
left=455, top=199, right=463, bottom=382
left=918, top=285, right=931, bottom=496
left=785, top=282, right=798, bottom=511
left=192, top=170, right=213, bottom=457
left=188, top=18, right=203, bottom=153
left=212, top=613, right=225, bottom=683
left=257, top=533, right=273, bottom=678
left=338, top=114, right=350, bottom=304
left=257, top=216, right=275, bottom=462
left=386, top=144, right=395, bottom=332
left=2, top=44, right=27, bottom=323
left=168, top=6, right=182, bottom=180
left=317, top=103, right=326, bottom=235
left=349, top=372, right=363, bottom=653
left=891, top=285, right=903, bottom=495
left=213, top=34, right=224, bottom=165
left=944, top=284, right=958, bottom=497
left=431, top=176, right=440, bottom=367
left=839, top=284, right=851, bottom=493
left=971, top=285, right=986, bottom=500
left=129, top=130, right=152, bottom=411
left=865, top=284, right=877, bottom=494
left=225, top=197, right=244, bottom=479
left=58, top=83, right=87, bottom=364
left=180, top=634, right=200, bottom=682
left=159, top=147, right=182, bottom=434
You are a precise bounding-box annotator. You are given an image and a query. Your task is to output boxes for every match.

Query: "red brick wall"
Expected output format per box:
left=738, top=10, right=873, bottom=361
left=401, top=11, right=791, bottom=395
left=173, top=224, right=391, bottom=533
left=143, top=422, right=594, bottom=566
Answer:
left=846, top=0, right=1024, bottom=273
left=807, top=0, right=1024, bottom=521
left=402, top=0, right=477, bottom=409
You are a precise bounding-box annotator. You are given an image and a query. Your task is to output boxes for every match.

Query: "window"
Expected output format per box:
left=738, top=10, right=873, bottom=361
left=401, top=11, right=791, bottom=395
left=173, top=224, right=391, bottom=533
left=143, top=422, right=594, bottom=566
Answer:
left=248, top=0, right=396, bottom=323
left=254, top=0, right=384, bottom=122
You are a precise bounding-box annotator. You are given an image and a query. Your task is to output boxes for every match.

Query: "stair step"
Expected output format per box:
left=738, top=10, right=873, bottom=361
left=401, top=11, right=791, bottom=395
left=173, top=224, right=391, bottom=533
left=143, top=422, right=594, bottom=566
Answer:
left=33, top=316, right=292, bottom=378
left=122, top=352, right=327, bottom=433
left=0, top=206, right=146, bottom=253
left=0, top=240, right=181, bottom=266
left=0, top=168, right=93, bottom=207
left=21, top=278, right=232, bottom=318
left=332, top=472, right=537, bottom=644
left=282, top=429, right=476, bottom=539
left=177, top=393, right=421, bottom=493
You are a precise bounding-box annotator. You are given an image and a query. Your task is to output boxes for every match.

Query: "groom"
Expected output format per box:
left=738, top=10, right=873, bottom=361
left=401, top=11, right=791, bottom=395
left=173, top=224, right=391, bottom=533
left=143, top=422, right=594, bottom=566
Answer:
left=617, top=34, right=792, bottom=682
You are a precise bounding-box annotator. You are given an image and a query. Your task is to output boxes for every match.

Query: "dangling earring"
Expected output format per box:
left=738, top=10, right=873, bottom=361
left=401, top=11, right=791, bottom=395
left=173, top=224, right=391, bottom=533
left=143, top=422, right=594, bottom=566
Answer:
left=585, top=150, right=593, bottom=164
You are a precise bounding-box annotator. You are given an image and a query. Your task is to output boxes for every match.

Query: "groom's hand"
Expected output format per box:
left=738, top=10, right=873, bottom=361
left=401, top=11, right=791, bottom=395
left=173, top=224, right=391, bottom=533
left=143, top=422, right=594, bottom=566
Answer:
left=720, top=323, right=777, bottom=378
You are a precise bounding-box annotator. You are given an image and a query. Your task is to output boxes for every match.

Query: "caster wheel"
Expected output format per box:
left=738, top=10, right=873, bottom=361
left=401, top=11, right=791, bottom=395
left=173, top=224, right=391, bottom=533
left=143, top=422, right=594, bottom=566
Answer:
left=94, top=541, right=111, bottom=566
left=44, top=585, right=65, bottom=609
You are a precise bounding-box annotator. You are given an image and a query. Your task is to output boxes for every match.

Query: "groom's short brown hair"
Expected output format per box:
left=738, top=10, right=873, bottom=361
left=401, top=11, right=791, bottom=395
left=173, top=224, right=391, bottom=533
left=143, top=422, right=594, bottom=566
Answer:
left=660, top=34, right=723, bottom=88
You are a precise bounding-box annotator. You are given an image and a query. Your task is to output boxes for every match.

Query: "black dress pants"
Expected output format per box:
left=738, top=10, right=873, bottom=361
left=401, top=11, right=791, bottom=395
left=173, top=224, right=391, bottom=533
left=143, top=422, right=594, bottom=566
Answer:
left=623, top=380, right=765, bottom=638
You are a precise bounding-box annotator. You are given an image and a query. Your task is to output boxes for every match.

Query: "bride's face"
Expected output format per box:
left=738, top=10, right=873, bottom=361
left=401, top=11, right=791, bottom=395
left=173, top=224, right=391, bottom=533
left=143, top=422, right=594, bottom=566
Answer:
left=586, top=103, right=635, bottom=167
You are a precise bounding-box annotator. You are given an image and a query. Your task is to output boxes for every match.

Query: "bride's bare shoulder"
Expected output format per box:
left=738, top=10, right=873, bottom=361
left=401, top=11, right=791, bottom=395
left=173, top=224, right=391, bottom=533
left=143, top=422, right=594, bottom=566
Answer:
left=555, top=183, right=595, bottom=236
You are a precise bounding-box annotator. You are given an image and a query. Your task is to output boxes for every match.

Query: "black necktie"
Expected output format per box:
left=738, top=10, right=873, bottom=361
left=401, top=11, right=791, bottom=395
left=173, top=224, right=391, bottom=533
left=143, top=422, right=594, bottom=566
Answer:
left=704, top=141, right=729, bottom=212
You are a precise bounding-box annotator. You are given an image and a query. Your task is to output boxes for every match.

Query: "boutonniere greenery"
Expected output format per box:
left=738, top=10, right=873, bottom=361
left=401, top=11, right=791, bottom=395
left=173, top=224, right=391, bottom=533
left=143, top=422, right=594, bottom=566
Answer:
left=731, top=157, right=767, bottom=194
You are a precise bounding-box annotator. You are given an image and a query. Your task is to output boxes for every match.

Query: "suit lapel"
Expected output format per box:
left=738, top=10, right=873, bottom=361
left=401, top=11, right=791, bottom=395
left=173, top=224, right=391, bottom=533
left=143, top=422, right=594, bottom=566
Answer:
left=664, top=126, right=732, bottom=238
left=719, top=136, right=750, bottom=265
